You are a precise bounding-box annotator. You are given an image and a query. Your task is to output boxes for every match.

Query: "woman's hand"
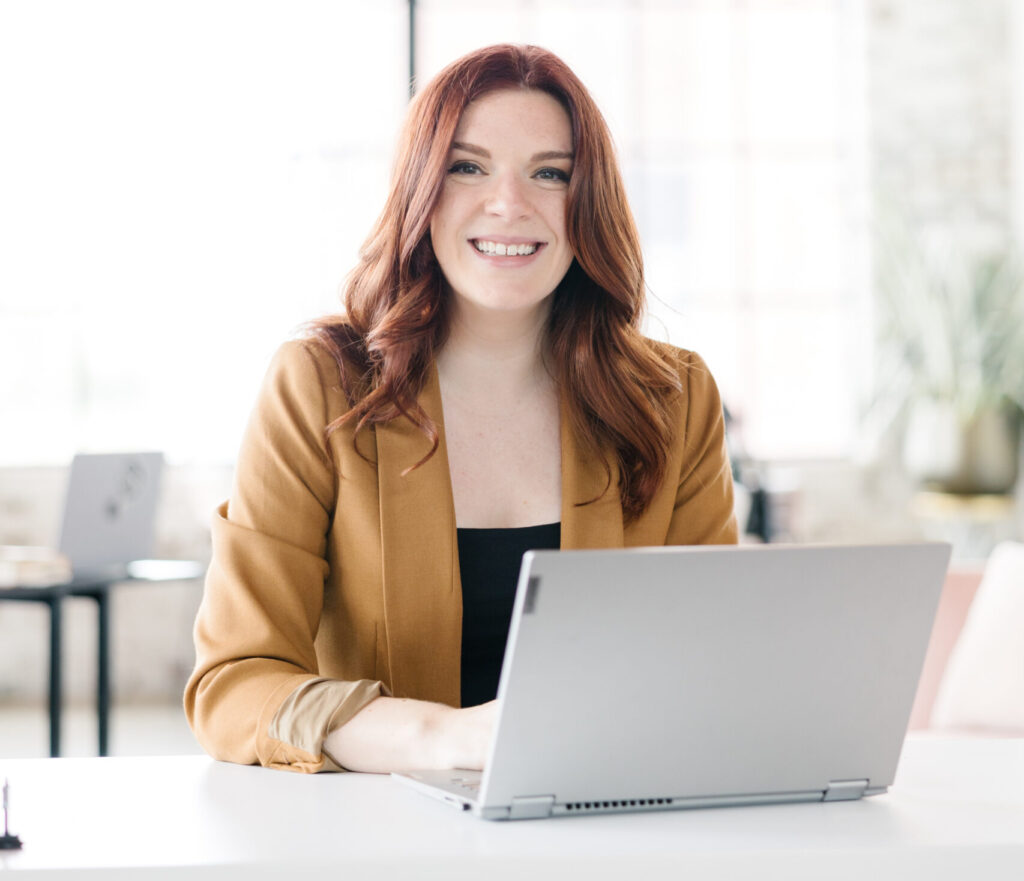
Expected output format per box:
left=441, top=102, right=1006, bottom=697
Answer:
left=323, top=696, right=497, bottom=774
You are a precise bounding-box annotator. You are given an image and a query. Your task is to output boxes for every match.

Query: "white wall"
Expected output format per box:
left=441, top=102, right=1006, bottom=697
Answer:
left=868, top=0, right=1014, bottom=251
left=1013, top=0, right=1024, bottom=242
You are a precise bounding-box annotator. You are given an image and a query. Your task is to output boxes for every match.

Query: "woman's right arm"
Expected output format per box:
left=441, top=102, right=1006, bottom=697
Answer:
left=184, top=340, right=492, bottom=773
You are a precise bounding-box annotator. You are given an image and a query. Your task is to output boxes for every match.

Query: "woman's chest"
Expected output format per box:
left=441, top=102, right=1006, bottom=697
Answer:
left=441, top=392, right=562, bottom=528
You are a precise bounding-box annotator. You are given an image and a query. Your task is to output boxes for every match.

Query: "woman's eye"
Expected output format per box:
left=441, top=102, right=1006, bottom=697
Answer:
left=535, top=167, right=570, bottom=183
left=448, top=161, right=482, bottom=175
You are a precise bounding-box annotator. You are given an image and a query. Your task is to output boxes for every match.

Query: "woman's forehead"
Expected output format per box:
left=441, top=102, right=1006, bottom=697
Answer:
left=453, top=88, right=572, bottom=152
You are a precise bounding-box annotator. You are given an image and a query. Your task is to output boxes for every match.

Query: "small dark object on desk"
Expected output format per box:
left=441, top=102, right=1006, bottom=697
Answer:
left=1, top=778, right=23, bottom=850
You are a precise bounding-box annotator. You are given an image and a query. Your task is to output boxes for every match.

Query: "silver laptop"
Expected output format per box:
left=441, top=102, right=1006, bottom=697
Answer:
left=394, top=542, right=951, bottom=820
left=58, top=452, right=164, bottom=579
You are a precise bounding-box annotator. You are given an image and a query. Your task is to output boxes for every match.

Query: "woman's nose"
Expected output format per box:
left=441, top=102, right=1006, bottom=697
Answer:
left=484, top=172, right=531, bottom=220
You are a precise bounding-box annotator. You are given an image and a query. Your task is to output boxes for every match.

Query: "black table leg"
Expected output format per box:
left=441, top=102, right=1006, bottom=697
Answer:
left=48, top=596, right=63, bottom=758
left=96, top=590, right=110, bottom=757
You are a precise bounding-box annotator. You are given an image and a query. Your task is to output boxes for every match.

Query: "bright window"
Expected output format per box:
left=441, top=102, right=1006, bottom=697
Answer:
left=0, top=0, right=407, bottom=464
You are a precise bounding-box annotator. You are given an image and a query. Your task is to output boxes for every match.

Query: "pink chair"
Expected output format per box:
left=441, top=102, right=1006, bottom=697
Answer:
left=907, top=564, right=984, bottom=730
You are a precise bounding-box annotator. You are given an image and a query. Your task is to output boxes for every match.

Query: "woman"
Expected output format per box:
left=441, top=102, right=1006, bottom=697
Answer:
left=185, top=44, right=737, bottom=774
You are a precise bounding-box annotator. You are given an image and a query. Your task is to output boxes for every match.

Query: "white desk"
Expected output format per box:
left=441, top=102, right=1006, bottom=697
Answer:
left=1, top=735, right=1022, bottom=879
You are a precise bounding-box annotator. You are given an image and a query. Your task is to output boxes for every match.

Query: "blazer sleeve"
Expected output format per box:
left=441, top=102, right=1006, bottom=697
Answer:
left=183, top=340, right=384, bottom=772
left=665, top=350, right=740, bottom=546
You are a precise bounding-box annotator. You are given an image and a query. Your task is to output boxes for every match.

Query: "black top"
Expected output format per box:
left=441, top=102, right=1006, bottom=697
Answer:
left=457, top=521, right=561, bottom=708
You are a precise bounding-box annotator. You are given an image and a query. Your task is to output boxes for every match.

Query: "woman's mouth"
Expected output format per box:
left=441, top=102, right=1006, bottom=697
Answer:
left=471, top=239, right=542, bottom=257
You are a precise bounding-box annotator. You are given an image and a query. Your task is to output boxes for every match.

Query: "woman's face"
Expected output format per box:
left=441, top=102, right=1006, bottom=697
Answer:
left=429, top=88, right=575, bottom=319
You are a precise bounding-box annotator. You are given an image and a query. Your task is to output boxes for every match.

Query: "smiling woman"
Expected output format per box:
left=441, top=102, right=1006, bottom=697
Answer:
left=184, top=44, right=738, bottom=776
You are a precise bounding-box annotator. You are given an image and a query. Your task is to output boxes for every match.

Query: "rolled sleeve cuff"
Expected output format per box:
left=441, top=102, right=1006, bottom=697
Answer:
left=267, top=678, right=390, bottom=772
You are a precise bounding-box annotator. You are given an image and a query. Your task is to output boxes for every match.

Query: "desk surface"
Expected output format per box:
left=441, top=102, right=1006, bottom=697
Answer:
left=1, top=735, right=1022, bottom=880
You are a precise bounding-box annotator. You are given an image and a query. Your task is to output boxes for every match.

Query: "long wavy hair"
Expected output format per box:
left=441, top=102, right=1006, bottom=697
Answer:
left=311, top=44, right=681, bottom=521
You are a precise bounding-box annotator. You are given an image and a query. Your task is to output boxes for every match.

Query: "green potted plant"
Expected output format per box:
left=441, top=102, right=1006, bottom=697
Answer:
left=872, top=233, right=1024, bottom=495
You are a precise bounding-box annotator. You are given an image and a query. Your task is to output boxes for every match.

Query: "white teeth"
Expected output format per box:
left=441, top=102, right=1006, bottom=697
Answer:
left=473, top=240, right=537, bottom=256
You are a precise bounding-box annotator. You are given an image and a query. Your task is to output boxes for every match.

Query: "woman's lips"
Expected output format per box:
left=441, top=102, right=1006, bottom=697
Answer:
left=470, top=238, right=546, bottom=259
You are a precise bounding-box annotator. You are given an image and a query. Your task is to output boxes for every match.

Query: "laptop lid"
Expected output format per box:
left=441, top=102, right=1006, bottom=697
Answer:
left=474, top=542, right=950, bottom=819
left=58, top=452, right=164, bottom=576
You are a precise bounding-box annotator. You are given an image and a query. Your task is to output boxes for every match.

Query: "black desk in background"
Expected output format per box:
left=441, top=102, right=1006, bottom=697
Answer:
left=0, top=560, right=203, bottom=757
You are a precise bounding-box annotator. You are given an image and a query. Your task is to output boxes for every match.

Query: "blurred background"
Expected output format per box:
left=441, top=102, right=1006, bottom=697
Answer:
left=2, top=0, right=1023, bottom=755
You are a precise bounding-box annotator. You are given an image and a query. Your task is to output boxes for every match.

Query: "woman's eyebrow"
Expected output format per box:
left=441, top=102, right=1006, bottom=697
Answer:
left=450, top=141, right=574, bottom=162
left=450, top=141, right=488, bottom=157
left=531, top=150, right=574, bottom=162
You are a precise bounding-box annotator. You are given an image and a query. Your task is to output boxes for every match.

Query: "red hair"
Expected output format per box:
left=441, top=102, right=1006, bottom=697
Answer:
left=312, top=44, right=681, bottom=521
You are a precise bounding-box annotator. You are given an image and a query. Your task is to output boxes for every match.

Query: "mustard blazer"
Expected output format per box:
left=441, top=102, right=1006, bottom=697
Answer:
left=185, top=338, right=738, bottom=772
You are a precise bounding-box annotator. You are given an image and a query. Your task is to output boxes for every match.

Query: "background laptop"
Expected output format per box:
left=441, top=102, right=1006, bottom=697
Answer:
left=395, top=542, right=951, bottom=820
left=58, top=452, right=164, bottom=579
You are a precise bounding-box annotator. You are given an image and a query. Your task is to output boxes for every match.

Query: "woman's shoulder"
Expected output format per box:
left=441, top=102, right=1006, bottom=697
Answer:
left=263, top=336, right=338, bottom=391
left=638, top=338, right=727, bottom=444
left=641, top=338, right=718, bottom=389
left=291, top=319, right=368, bottom=372
left=261, top=323, right=369, bottom=418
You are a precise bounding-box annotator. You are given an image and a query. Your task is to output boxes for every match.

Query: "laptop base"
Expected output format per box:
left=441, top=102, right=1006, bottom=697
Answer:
left=393, top=769, right=888, bottom=821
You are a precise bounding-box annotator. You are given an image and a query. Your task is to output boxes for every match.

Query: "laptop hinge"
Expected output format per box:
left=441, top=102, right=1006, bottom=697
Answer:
left=823, top=779, right=869, bottom=802
left=509, top=795, right=555, bottom=820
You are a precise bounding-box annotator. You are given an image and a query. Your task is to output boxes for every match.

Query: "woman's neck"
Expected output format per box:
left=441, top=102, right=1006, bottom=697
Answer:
left=437, top=295, right=553, bottom=396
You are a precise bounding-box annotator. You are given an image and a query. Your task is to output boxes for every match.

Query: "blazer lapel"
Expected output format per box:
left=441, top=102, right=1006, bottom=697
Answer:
left=376, top=372, right=624, bottom=706
left=376, top=363, right=461, bottom=706
left=559, top=397, right=625, bottom=549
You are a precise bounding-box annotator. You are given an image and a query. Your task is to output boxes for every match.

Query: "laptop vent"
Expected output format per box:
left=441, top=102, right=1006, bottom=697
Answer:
left=563, top=797, right=675, bottom=814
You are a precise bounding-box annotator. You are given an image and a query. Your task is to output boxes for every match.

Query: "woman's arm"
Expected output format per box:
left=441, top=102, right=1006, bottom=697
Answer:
left=186, top=341, right=407, bottom=772
left=184, top=341, right=362, bottom=771
left=186, top=340, right=496, bottom=774
left=665, top=350, right=739, bottom=546
left=323, top=697, right=496, bottom=773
